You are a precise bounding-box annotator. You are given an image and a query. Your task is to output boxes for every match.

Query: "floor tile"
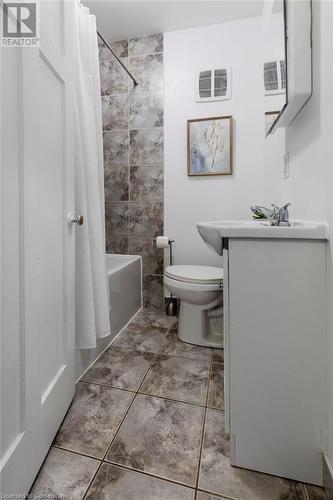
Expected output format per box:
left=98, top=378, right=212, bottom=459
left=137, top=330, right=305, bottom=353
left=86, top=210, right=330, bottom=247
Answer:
left=196, top=492, right=229, bottom=500
left=54, top=382, right=133, bottom=458
left=152, top=313, right=177, bottom=330
left=161, top=332, right=212, bottom=362
left=85, top=463, right=195, bottom=499
left=106, top=394, right=205, bottom=486
left=207, top=363, right=224, bottom=410
left=82, top=348, right=154, bottom=391
left=140, top=354, right=209, bottom=405
left=131, top=307, right=169, bottom=329
left=305, top=485, right=329, bottom=500
left=112, top=323, right=167, bottom=353
left=199, top=409, right=304, bottom=499
left=30, top=447, right=99, bottom=499
left=212, top=349, right=224, bottom=364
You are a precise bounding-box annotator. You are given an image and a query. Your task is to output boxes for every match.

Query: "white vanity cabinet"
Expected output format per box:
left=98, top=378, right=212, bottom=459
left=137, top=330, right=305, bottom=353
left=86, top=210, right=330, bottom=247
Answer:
left=223, top=237, right=327, bottom=485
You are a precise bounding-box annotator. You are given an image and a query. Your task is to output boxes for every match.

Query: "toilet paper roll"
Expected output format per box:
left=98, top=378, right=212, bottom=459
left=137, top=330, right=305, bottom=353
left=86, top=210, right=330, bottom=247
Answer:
left=156, top=236, right=169, bottom=249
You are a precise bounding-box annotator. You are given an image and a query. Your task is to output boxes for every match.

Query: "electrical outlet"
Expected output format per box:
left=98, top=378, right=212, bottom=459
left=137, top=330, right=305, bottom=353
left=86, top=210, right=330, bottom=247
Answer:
left=283, top=152, right=290, bottom=179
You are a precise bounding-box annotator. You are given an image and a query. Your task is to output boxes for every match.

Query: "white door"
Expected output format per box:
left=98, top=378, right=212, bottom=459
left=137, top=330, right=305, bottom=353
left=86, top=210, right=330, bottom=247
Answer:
left=1, top=0, right=76, bottom=494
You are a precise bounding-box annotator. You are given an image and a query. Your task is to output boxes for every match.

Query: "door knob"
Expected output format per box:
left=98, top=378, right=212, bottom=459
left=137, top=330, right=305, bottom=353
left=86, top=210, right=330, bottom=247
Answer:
left=68, top=214, right=84, bottom=226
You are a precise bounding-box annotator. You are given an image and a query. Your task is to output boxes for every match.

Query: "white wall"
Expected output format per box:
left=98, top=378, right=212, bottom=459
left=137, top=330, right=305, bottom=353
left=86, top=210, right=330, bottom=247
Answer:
left=164, top=18, right=266, bottom=267
left=263, top=0, right=333, bottom=469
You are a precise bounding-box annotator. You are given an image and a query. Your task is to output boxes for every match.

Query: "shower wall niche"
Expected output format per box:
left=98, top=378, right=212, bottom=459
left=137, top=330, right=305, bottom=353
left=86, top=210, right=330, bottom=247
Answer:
left=99, top=33, right=164, bottom=309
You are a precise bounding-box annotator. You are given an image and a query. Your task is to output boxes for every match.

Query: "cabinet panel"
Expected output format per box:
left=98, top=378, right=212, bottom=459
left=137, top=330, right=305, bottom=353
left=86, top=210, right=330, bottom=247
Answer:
left=228, top=238, right=326, bottom=485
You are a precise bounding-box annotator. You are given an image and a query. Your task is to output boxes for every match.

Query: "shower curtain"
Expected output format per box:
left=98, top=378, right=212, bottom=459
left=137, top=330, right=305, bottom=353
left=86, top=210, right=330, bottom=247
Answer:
left=74, top=4, right=111, bottom=348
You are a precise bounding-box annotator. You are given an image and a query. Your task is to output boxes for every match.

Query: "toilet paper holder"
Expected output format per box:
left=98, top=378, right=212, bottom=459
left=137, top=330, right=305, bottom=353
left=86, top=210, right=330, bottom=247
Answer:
left=155, top=237, right=175, bottom=266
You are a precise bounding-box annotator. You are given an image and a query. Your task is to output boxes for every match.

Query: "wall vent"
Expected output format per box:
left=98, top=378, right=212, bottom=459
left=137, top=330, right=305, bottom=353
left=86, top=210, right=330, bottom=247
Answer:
left=195, top=67, right=231, bottom=102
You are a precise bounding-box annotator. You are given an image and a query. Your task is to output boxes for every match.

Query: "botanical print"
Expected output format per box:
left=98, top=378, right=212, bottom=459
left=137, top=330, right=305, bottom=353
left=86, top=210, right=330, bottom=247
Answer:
left=188, top=116, right=232, bottom=176
left=265, top=111, right=279, bottom=135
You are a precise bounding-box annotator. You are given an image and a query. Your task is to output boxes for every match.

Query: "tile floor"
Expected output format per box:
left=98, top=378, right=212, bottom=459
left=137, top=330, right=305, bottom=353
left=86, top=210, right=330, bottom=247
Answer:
left=30, top=308, right=329, bottom=500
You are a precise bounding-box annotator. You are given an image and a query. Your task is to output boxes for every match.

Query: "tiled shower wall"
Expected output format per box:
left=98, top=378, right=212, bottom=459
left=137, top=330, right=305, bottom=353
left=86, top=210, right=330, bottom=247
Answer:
left=99, top=33, right=164, bottom=309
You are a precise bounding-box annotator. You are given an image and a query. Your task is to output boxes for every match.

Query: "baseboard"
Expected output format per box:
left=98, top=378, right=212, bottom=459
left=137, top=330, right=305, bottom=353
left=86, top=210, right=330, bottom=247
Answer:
left=323, top=453, right=333, bottom=499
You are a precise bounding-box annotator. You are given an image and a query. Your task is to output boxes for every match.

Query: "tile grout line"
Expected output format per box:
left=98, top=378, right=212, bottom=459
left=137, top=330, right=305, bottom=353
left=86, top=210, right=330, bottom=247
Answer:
left=82, top=461, right=104, bottom=500
left=53, top=313, right=225, bottom=498
left=82, top=311, right=171, bottom=497
left=98, top=314, right=173, bottom=464
left=79, top=378, right=137, bottom=395
left=137, top=390, right=209, bottom=409
left=103, top=458, right=197, bottom=491
left=194, top=349, right=214, bottom=491
left=51, top=444, right=102, bottom=463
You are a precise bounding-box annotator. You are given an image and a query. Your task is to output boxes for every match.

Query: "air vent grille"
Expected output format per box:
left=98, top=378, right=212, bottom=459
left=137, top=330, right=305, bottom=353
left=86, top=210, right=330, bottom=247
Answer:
left=196, top=67, right=231, bottom=102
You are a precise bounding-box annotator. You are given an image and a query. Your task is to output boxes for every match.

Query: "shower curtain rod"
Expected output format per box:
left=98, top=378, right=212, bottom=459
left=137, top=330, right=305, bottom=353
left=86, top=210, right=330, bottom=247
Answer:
left=97, top=31, right=138, bottom=87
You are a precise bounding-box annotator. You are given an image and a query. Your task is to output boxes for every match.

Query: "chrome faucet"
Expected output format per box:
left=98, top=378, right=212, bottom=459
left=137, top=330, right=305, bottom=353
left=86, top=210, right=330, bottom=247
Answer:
left=270, top=203, right=291, bottom=226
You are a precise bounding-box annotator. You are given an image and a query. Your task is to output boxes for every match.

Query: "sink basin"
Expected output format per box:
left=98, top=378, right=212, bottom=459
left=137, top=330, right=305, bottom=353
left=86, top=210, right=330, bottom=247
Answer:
left=197, top=219, right=328, bottom=255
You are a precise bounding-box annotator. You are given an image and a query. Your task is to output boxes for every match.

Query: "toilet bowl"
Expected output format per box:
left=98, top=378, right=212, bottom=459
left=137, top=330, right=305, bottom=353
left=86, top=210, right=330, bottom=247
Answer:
left=164, top=265, right=223, bottom=348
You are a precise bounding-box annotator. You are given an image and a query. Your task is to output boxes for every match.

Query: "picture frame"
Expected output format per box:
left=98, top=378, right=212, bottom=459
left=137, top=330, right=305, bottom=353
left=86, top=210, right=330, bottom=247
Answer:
left=187, top=115, right=233, bottom=176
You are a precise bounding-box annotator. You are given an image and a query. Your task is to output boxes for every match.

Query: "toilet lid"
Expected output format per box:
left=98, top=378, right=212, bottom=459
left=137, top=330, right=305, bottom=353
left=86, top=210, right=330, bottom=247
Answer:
left=165, top=265, right=223, bottom=284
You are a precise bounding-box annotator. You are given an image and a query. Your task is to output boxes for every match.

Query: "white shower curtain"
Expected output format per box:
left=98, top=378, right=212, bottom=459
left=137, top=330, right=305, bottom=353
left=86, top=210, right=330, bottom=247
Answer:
left=74, top=4, right=111, bottom=348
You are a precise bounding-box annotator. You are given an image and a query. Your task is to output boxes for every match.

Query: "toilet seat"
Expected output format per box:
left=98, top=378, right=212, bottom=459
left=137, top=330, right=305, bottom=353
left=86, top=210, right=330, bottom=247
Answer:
left=164, top=275, right=222, bottom=293
left=165, top=265, right=223, bottom=285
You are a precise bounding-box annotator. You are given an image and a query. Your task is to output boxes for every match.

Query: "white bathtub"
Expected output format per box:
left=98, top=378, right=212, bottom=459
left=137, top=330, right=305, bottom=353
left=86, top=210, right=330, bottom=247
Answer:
left=106, top=254, right=142, bottom=337
left=76, top=253, right=142, bottom=380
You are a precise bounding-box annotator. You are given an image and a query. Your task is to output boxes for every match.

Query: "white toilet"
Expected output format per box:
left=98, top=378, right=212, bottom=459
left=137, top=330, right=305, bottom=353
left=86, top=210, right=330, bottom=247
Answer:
left=164, top=265, right=223, bottom=348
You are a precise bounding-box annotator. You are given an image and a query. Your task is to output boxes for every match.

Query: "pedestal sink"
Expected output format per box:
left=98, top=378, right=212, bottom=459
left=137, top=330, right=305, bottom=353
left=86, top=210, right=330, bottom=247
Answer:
left=197, top=219, right=328, bottom=255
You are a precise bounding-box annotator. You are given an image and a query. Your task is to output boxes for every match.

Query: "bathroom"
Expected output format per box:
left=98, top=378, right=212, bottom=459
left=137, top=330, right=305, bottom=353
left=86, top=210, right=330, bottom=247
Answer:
left=1, top=0, right=333, bottom=498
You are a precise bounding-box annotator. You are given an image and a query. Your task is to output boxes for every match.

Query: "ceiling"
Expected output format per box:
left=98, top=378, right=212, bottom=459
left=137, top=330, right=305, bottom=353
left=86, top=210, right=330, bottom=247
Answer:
left=84, top=0, right=264, bottom=42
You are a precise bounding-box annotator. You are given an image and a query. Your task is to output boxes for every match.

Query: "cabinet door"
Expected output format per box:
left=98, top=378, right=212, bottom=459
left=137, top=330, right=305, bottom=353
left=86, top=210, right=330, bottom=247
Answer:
left=228, top=238, right=326, bottom=484
left=223, top=245, right=230, bottom=434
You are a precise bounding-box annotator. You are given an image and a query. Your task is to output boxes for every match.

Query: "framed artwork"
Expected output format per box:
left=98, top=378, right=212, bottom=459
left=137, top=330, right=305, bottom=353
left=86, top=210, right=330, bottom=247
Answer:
left=187, top=115, right=233, bottom=176
left=265, top=111, right=279, bottom=135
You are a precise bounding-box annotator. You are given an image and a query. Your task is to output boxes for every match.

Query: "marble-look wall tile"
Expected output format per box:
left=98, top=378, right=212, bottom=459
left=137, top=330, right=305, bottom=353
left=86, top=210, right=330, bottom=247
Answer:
left=130, top=91, right=163, bottom=129
left=99, top=39, right=128, bottom=62
left=129, top=33, right=163, bottom=57
left=130, top=129, right=163, bottom=165
left=100, top=34, right=164, bottom=308
left=104, top=165, right=129, bottom=202
left=100, top=60, right=129, bottom=96
left=105, top=202, right=129, bottom=236
left=130, top=202, right=163, bottom=237
left=106, top=235, right=129, bottom=254
left=110, top=39, right=128, bottom=58
left=102, top=95, right=129, bottom=130
left=143, top=275, right=164, bottom=309
left=130, top=165, right=163, bottom=201
left=104, top=130, right=129, bottom=167
left=129, top=53, right=163, bottom=91
left=129, top=237, right=163, bottom=274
